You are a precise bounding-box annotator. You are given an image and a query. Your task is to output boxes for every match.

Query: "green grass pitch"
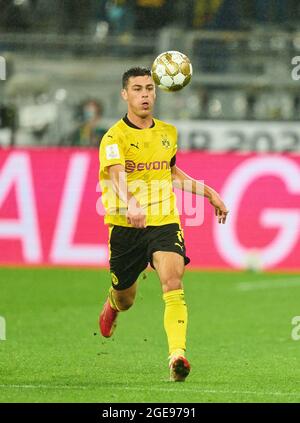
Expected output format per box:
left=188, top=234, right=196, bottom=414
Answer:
left=0, top=267, right=300, bottom=403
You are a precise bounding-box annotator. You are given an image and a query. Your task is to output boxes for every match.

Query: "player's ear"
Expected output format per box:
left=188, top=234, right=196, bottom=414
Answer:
left=121, top=89, right=128, bottom=101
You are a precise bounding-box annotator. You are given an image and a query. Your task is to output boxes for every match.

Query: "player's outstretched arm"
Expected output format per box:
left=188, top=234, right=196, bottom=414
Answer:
left=108, top=164, right=146, bottom=228
left=171, top=165, right=229, bottom=224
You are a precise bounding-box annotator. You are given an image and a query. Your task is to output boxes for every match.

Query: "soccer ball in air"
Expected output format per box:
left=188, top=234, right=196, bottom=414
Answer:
left=151, top=51, right=193, bottom=92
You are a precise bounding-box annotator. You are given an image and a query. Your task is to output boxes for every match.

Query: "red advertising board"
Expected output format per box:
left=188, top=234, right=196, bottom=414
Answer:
left=0, top=149, right=299, bottom=270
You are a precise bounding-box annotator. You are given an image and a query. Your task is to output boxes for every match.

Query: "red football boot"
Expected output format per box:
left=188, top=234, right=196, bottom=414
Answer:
left=99, top=299, right=118, bottom=338
left=169, top=355, right=191, bottom=382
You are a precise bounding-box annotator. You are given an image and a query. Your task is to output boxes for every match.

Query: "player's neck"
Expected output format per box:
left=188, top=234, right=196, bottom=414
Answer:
left=126, top=111, right=153, bottom=129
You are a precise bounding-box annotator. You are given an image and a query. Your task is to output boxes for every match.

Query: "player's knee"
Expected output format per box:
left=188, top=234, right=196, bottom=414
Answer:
left=163, top=277, right=182, bottom=292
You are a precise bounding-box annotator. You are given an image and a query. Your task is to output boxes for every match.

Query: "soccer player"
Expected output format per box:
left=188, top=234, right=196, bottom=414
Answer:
left=99, top=67, right=228, bottom=382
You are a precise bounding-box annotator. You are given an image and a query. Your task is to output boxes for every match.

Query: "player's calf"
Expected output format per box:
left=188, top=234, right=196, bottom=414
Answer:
left=99, top=287, right=135, bottom=337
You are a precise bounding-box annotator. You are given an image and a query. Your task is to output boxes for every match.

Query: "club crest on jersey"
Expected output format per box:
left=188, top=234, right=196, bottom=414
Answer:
left=161, top=136, right=171, bottom=149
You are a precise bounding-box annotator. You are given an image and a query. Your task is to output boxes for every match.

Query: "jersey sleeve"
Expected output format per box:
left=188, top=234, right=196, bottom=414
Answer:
left=99, top=129, right=125, bottom=171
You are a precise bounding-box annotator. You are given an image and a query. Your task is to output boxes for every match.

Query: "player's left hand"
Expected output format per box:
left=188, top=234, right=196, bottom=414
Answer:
left=209, top=193, right=229, bottom=224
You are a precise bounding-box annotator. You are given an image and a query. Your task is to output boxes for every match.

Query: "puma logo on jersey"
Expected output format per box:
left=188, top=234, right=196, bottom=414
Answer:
left=130, top=142, right=139, bottom=149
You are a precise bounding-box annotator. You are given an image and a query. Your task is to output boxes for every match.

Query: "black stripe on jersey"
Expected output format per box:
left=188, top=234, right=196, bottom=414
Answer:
left=170, top=155, right=176, bottom=167
left=123, top=114, right=155, bottom=129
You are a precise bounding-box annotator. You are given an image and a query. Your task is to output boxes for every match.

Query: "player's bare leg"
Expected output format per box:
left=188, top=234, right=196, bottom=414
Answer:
left=152, top=251, right=190, bottom=382
left=99, top=281, right=137, bottom=338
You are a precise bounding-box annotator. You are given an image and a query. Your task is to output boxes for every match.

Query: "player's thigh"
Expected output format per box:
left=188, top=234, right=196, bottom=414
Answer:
left=152, top=251, right=185, bottom=293
left=109, top=225, right=148, bottom=291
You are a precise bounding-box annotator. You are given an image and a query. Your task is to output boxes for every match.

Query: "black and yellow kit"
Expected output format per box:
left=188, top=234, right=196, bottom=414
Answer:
left=99, top=116, right=190, bottom=289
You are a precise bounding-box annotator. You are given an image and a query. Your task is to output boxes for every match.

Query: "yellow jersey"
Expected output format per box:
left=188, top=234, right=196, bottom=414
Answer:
left=99, top=116, right=180, bottom=227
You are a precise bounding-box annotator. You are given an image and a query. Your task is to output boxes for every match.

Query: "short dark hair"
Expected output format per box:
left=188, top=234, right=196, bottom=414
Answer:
left=122, top=67, right=151, bottom=88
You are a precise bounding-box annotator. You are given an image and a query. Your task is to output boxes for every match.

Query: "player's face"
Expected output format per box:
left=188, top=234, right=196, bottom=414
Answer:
left=122, top=75, right=156, bottom=118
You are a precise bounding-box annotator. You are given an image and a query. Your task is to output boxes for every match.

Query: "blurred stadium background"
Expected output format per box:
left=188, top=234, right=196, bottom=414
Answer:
left=1, top=0, right=300, bottom=148
left=1, top=0, right=300, bottom=403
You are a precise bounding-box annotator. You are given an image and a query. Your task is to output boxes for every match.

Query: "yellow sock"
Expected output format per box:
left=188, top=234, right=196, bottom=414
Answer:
left=108, top=287, right=120, bottom=312
left=163, top=289, right=188, bottom=356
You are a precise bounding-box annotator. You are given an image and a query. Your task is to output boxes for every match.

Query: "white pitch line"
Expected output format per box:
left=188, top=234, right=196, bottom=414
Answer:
left=0, top=384, right=87, bottom=390
left=0, top=384, right=300, bottom=398
left=236, top=278, right=300, bottom=292
left=122, top=387, right=300, bottom=398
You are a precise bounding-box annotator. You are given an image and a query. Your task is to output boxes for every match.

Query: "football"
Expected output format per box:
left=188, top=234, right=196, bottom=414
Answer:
left=151, top=51, right=193, bottom=92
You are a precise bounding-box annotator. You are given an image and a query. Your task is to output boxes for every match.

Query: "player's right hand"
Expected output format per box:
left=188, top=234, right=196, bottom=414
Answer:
left=209, top=192, right=229, bottom=224
left=127, top=199, right=146, bottom=228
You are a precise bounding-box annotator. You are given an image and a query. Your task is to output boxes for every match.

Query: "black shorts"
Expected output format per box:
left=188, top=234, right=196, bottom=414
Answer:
left=109, top=223, right=190, bottom=291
